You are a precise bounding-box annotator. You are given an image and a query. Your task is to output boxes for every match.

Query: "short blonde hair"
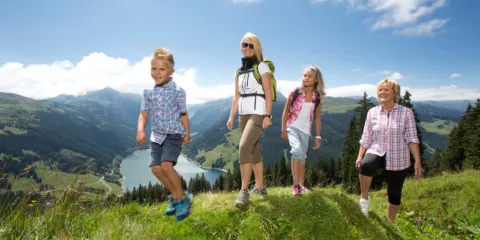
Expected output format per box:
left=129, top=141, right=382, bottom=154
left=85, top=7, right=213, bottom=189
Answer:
left=152, top=47, right=175, bottom=69
left=377, top=79, right=401, bottom=102
left=306, top=65, right=326, bottom=99
left=240, top=32, right=263, bottom=62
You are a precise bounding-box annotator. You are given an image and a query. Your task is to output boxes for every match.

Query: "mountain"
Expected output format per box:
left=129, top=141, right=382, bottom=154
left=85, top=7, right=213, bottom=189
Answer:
left=0, top=89, right=142, bottom=178
left=417, top=100, right=474, bottom=112
left=182, top=95, right=465, bottom=171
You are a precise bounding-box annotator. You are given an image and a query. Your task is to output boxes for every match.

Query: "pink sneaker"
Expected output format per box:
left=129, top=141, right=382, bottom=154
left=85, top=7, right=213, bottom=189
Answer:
left=292, top=185, right=302, bottom=196
left=301, top=185, right=312, bottom=192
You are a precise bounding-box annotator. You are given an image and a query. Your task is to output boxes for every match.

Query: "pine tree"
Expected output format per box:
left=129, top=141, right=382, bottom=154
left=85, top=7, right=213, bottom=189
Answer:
left=277, top=154, right=289, bottom=187
left=441, top=105, right=470, bottom=171
left=340, top=116, right=361, bottom=194
left=424, top=148, right=442, bottom=177
left=305, top=164, right=318, bottom=187
left=354, top=91, right=375, bottom=134
left=464, top=99, right=480, bottom=170
left=340, top=92, right=375, bottom=194
left=398, top=90, right=426, bottom=168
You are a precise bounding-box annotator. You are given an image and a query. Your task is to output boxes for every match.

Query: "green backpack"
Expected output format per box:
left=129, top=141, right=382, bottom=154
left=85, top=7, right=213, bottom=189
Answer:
left=236, top=59, right=278, bottom=102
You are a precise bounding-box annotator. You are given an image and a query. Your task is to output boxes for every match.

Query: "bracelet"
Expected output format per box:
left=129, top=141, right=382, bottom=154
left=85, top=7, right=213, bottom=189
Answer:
left=315, top=136, right=321, bottom=139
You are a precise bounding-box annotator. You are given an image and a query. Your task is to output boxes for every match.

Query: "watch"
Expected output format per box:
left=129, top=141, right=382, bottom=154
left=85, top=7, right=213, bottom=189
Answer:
left=264, top=114, right=272, bottom=119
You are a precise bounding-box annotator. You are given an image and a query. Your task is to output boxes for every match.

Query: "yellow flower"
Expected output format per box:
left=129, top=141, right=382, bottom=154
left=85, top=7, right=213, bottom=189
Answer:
left=31, top=200, right=37, bottom=203
left=28, top=204, right=34, bottom=207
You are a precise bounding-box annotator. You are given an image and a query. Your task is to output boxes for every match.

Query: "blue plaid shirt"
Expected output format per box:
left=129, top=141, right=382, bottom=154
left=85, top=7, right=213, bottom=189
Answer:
left=140, top=79, right=187, bottom=145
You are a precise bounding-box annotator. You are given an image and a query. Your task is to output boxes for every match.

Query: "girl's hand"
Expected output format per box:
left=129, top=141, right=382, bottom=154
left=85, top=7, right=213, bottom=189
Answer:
left=281, top=128, right=288, bottom=140
left=262, top=117, right=272, bottom=129
left=313, top=138, right=321, bottom=149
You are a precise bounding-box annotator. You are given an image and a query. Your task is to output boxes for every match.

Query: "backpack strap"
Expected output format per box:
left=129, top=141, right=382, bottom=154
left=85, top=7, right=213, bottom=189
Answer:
left=290, top=87, right=301, bottom=107
left=252, top=63, right=262, bottom=84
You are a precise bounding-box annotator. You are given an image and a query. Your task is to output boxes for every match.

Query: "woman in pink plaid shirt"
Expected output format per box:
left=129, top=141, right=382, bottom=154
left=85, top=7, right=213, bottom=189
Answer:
left=356, top=79, right=424, bottom=224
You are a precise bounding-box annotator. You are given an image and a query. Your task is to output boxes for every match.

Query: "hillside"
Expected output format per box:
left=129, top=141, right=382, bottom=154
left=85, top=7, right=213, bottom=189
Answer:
left=2, top=171, right=479, bottom=239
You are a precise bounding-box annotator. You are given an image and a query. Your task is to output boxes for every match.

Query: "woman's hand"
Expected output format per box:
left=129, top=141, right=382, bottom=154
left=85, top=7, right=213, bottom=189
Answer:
left=226, top=118, right=234, bottom=131
left=415, top=161, right=423, bottom=179
left=262, top=117, right=272, bottom=129
left=355, top=158, right=362, bottom=171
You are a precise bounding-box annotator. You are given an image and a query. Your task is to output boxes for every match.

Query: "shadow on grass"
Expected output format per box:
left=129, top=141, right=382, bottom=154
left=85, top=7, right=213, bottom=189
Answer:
left=221, top=190, right=406, bottom=240
left=323, top=192, right=404, bottom=240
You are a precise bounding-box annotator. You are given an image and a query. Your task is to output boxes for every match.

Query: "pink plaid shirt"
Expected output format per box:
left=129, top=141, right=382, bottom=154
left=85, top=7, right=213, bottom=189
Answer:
left=359, top=103, right=420, bottom=171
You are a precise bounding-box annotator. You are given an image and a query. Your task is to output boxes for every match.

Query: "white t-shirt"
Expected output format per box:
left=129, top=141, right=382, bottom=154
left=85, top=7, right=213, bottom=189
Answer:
left=237, top=62, right=270, bottom=115
left=288, top=102, right=314, bottom=135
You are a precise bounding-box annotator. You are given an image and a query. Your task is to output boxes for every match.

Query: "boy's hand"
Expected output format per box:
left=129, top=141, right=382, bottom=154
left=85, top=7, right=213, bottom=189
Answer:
left=313, top=138, right=321, bottom=149
left=182, top=135, right=190, bottom=145
left=136, top=131, right=147, bottom=146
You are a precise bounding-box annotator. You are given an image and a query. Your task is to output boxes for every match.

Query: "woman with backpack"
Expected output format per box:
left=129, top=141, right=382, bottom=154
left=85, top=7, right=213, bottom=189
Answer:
left=281, top=65, right=326, bottom=196
left=226, top=32, right=275, bottom=208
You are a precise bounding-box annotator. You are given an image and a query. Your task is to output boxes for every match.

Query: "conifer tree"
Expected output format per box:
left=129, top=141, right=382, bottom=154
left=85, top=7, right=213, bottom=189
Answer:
left=441, top=105, right=469, bottom=171
left=464, top=99, right=480, bottom=170
left=398, top=90, right=426, bottom=168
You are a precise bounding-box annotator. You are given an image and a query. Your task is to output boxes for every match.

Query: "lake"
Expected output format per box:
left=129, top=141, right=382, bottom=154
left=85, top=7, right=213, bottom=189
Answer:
left=120, top=149, right=225, bottom=191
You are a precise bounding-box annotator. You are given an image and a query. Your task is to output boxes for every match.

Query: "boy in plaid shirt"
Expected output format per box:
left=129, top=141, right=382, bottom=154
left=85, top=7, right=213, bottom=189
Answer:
left=136, top=47, right=192, bottom=222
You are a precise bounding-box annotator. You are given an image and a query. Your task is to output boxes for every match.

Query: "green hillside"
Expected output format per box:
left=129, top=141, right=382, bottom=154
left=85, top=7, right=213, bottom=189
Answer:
left=420, top=119, right=457, bottom=135
left=0, top=90, right=141, bottom=178
left=2, top=171, right=479, bottom=239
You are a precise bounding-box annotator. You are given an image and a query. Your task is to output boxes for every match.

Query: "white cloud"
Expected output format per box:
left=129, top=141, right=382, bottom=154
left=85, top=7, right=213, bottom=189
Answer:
left=449, top=72, right=463, bottom=78
left=350, top=67, right=361, bottom=72
left=231, top=0, right=261, bottom=3
left=313, top=0, right=449, bottom=36
left=1, top=53, right=477, bottom=105
left=394, top=18, right=449, bottom=36
left=0, top=52, right=233, bottom=104
left=368, top=70, right=405, bottom=80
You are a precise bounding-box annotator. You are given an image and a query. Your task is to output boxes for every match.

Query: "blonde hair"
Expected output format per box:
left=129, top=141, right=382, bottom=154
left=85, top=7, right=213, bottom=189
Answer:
left=305, top=65, right=326, bottom=99
left=240, top=32, right=263, bottom=62
left=152, top=47, right=175, bottom=69
left=377, top=79, right=401, bottom=102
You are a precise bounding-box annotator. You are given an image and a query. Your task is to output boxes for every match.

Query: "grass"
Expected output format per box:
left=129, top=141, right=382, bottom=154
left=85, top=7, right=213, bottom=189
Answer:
left=2, top=170, right=479, bottom=239
left=420, top=119, right=457, bottom=135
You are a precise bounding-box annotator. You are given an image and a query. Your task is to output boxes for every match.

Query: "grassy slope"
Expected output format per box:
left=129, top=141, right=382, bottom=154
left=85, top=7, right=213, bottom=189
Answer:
left=195, top=129, right=241, bottom=171
left=3, top=171, right=479, bottom=239
left=420, top=119, right=457, bottom=135
left=9, top=168, right=123, bottom=197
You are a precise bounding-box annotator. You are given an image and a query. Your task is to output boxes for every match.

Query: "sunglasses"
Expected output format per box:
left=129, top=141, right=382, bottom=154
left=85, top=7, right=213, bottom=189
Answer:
left=241, top=42, right=254, bottom=49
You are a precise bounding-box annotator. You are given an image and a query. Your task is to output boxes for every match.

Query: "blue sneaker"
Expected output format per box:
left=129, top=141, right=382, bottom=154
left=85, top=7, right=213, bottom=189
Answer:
left=165, top=195, right=176, bottom=216
left=175, top=192, right=193, bottom=222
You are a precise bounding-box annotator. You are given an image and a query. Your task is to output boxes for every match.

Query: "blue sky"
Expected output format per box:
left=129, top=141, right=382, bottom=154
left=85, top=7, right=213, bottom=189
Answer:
left=1, top=0, right=479, bottom=103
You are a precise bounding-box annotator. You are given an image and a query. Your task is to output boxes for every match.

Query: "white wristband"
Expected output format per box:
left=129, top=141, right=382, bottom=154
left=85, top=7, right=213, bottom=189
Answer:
left=315, top=136, right=321, bottom=139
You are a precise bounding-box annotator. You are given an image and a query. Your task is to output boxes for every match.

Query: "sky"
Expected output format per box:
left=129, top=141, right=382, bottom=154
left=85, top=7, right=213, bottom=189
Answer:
left=1, top=0, right=479, bottom=104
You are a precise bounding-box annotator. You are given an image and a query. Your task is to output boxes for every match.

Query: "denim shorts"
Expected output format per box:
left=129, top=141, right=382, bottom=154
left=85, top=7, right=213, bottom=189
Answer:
left=287, top=126, right=310, bottom=164
left=149, top=134, right=183, bottom=167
